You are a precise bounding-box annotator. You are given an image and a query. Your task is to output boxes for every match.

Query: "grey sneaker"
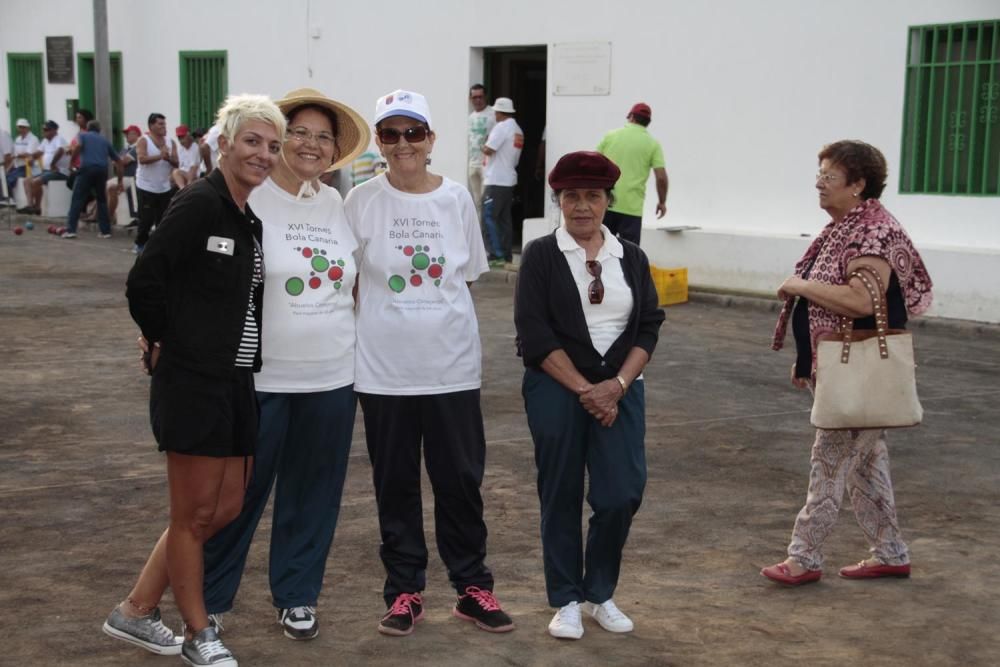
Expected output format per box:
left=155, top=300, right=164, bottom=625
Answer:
left=183, top=613, right=224, bottom=639
left=181, top=626, right=237, bottom=666
left=278, top=605, right=318, bottom=640
left=102, top=604, right=182, bottom=655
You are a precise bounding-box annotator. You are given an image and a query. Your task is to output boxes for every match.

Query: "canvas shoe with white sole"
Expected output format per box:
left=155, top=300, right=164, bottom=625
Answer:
left=547, top=601, right=584, bottom=640
left=102, top=604, right=183, bottom=655
left=581, top=599, right=634, bottom=633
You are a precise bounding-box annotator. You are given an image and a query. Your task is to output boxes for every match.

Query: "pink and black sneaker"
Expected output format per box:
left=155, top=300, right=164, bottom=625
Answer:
left=453, top=586, right=514, bottom=633
left=378, top=593, right=424, bottom=636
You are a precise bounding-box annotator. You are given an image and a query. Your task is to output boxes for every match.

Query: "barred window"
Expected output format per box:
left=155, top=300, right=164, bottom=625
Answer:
left=901, top=21, right=1000, bottom=196
left=179, top=51, right=228, bottom=131
left=7, top=53, right=45, bottom=134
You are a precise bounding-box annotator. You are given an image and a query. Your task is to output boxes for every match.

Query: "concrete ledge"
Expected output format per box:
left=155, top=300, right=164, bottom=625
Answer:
left=688, top=289, right=1000, bottom=338
left=478, top=265, right=1000, bottom=337
left=640, top=226, right=1000, bottom=323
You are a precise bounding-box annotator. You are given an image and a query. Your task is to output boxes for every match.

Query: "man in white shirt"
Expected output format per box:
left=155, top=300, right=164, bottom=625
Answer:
left=22, top=120, right=70, bottom=214
left=481, top=97, right=523, bottom=264
left=134, top=112, right=178, bottom=252
left=467, top=84, right=495, bottom=223
left=6, top=118, right=39, bottom=203
left=171, top=124, right=201, bottom=190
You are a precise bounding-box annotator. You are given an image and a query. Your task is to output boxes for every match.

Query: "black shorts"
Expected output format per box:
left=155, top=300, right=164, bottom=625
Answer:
left=149, top=364, right=258, bottom=457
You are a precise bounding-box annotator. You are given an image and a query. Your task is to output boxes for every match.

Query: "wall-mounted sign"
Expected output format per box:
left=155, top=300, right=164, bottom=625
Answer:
left=46, top=36, right=74, bottom=84
left=552, top=41, right=611, bottom=96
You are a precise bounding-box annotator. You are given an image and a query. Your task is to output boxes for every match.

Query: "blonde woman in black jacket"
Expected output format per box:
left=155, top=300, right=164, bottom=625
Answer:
left=104, top=94, right=285, bottom=667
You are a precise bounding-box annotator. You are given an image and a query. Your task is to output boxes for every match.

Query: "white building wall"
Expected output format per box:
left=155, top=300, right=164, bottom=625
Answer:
left=3, top=0, right=999, bottom=320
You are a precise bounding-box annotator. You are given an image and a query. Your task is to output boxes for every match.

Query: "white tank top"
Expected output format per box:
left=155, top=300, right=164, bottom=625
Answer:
left=135, top=135, right=174, bottom=193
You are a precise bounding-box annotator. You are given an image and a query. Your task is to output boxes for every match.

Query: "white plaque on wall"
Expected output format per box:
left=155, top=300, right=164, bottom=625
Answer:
left=552, top=41, right=611, bottom=96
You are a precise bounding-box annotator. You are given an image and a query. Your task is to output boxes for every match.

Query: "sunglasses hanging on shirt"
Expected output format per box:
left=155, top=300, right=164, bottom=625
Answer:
left=585, top=260, right=604, bottom=305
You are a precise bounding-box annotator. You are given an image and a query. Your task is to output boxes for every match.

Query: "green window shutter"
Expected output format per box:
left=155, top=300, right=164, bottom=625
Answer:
left=901, top=20, right=1000, bottom=196
left=7, top=53, right=45, bottom=133
left=179, top=51, right=228, bottom=130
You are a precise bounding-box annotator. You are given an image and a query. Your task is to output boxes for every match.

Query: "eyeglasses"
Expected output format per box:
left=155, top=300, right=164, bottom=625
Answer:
left=815, top=172, right=843, bottom=184
left=377, top=126, right=429, bottom=144
left=287, top=126, right=336, bottom=148
left=585, top=260, right=604, bottom=305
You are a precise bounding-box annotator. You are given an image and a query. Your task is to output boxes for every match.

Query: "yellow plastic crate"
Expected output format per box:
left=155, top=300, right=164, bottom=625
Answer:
left=650, top=266, right=688, bottom=306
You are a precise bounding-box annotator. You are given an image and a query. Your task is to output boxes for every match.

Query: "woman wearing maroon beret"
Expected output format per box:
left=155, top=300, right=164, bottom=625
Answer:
left=514, top=151, right=664, bottom=640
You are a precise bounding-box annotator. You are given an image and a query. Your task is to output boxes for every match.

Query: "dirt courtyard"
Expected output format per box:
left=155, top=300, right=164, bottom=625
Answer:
left=1, top=223, right=998, bottom=666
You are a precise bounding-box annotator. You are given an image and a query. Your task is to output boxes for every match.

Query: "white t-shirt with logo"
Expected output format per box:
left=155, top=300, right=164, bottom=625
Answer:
left=249, top=177, right=358, bottom=393
left=483, top=118, right=523, bottom=187
left=468, top=106, right=495, bottom=169
left=40, top=135, right=70, bottom=174
left=345, top=174, right=489, bottom=395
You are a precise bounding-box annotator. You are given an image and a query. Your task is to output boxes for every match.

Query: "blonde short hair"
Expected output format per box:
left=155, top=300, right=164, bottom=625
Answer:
left=214, top=94, right=286, bottom=146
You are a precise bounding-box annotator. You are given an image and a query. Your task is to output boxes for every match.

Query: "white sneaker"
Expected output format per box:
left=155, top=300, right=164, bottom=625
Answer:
left=548, top=601, right=584, bottom=639
left=581, top=599, right=634, bottom=633
left=278, top=605, right=318, bottom=640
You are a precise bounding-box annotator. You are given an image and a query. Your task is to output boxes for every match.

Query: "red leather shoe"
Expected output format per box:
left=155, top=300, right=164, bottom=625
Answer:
left=760, top=562, right=822, bottom=586
left=838, top=560, right=911, bottom=579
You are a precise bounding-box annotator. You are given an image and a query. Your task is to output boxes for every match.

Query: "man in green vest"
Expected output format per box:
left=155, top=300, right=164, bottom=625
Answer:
left=596, top=102, right=668, bottom=245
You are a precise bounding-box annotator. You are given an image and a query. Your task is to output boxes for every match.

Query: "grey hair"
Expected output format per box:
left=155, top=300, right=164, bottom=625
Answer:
left=86, top=119, right=101, bottom=132
left=214, top=94, right=287, bottom=147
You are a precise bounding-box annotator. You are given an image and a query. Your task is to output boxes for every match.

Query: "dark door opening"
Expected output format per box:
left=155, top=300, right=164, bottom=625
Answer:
left=484, top=45, right=546, bottom=253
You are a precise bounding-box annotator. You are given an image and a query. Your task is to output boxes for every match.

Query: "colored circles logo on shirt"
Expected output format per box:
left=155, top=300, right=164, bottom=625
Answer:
left=286, top=247, right=348, bottom=294
left=388, top=245, right=445, bottom=292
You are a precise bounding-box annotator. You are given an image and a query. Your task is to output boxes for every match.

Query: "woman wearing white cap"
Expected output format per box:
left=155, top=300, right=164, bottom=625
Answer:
left=345, top=89, right=514, bottom=637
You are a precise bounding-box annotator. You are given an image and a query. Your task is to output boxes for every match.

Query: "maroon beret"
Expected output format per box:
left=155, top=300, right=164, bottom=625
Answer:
left=629, top=102, right=652, bottom=120
left=548, top=151, right=621, bottom=190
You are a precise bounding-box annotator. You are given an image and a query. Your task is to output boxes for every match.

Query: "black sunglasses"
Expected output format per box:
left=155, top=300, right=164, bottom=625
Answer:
left=585, top=260, right=604, bottom=305
left=377, top=126, right=429, bottom=144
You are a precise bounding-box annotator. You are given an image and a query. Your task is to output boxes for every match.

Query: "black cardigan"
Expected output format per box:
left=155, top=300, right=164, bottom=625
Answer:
left=514, top=232, right=665, bottom=383
left=126, top=170, right=264, bottom=378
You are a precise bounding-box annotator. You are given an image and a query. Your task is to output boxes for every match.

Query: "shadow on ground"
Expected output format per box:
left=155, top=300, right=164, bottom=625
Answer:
left=1, top=222, right=998, bottom=666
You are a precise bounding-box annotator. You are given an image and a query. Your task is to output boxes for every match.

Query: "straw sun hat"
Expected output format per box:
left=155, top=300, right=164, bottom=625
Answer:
left=274, top=87, right=371, bottom=172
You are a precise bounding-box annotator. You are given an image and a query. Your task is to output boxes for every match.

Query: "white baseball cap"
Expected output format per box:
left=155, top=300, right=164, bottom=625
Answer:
left=15, top=118, right=30, bottom=128
left=493, top=97, right=516, bottom=114
left=374, top=89, right=433, bottom=128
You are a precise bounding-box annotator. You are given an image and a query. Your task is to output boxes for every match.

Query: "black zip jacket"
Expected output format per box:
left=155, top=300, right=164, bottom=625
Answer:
left=515, top=232, right=665, bottom=382
left=126, top=169, right=264, bottom=378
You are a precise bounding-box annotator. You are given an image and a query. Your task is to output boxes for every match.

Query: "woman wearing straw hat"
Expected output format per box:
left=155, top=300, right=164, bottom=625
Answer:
left=345, top=89, right=514, bottom=637
left=196, top=87, right=370, bottom=641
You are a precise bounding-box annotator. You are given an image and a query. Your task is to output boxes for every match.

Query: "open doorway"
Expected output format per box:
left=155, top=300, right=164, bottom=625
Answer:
left=483, top=45, right=546, bottom=252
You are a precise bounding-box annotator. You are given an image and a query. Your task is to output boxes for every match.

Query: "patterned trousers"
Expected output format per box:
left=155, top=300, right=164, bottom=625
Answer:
left=787, top=428, right=910, bottom=570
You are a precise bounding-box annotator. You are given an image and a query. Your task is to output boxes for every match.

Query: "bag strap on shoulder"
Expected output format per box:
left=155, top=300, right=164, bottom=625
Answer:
left=837, top=264, right=890, bottom=363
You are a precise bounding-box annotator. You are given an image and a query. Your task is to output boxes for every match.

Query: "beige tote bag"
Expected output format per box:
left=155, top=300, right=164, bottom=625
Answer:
left=810, top=265, right=923, bottom=430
